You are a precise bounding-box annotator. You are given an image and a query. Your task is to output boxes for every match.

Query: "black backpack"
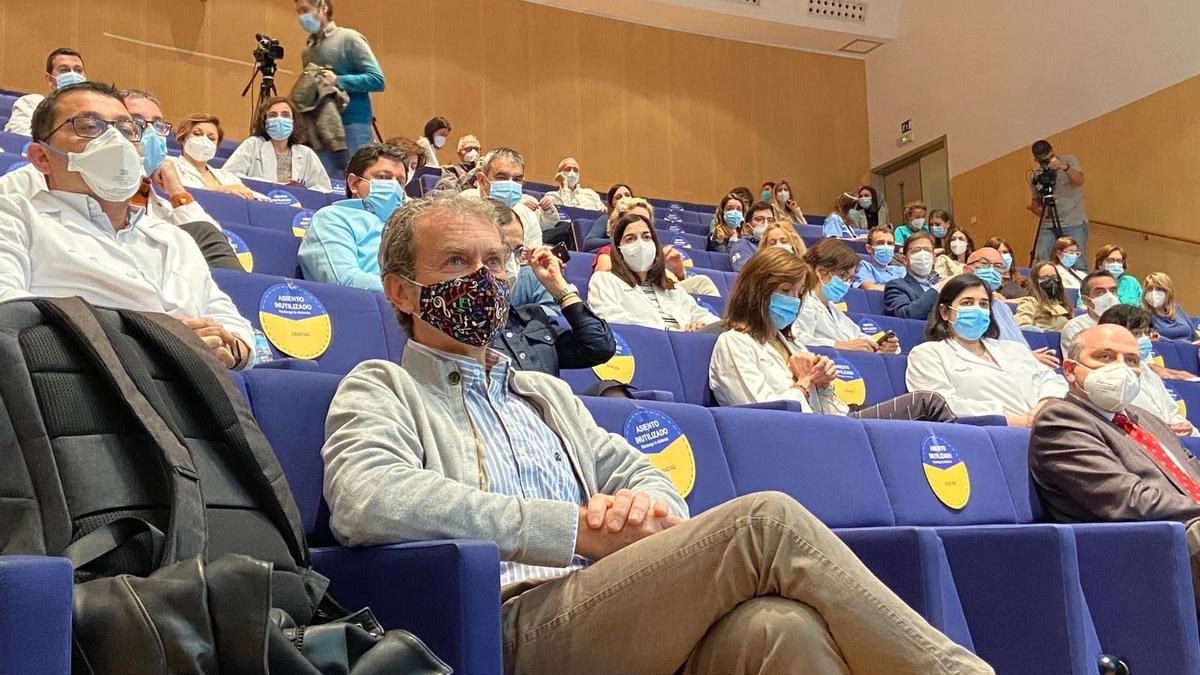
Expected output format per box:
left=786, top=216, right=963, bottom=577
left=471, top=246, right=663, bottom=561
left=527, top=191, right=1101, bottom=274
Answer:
left=0, top=297, right=448, bottom=674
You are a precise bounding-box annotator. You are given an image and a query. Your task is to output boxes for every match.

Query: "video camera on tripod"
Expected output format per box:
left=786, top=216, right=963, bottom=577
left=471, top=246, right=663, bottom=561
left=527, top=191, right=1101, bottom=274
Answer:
left=1026, top=140, right=1064, bottom=266
left=1031, top=155, right=1058, bottom=201
left=241, top=34, right=285, bottom=125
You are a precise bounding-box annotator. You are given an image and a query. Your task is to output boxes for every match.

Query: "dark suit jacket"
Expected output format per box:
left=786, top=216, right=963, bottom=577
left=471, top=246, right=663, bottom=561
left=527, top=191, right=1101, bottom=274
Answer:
left=883, top=273, right=940, bottom=320
left=1029, top=394, right=1200, bottom=525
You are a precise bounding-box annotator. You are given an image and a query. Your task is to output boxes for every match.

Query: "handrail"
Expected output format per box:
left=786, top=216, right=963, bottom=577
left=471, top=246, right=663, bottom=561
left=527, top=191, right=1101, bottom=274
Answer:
left=1090, top=220, right=1200, bottom=247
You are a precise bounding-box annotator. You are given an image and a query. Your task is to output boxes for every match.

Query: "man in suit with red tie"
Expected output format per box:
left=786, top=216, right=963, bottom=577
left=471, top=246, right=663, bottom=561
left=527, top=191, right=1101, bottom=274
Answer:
left=1029, top=323, right=1200, bottom=602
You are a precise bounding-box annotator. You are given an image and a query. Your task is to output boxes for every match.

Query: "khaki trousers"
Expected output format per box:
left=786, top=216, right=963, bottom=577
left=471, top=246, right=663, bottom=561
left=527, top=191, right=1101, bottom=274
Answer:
left=501, top=492, right=994, bottom=675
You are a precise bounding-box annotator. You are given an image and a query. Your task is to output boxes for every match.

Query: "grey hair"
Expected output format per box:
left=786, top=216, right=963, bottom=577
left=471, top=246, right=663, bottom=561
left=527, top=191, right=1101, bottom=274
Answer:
left=119, top=88, right=160, bottom=105
left=1066, top=337, right=1085, bottom=362
left=477, top=147, right=524, bottom=176
left=378, top=192, right=505, bottom=335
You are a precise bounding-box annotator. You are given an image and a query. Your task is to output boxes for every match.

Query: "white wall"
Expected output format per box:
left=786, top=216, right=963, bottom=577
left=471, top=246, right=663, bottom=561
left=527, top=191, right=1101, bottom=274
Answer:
left=866, top=0, right=1200, bottom=175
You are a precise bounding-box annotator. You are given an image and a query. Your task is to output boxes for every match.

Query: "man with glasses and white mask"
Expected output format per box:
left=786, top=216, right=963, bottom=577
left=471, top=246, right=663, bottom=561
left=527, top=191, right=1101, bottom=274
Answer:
left=963, top=247, right=1061, bottom=369
left=0, top=82, right=256, bottom=369
left=546, top=157, right=605, bottom=211
left=729, top=201, right=776, bottom=272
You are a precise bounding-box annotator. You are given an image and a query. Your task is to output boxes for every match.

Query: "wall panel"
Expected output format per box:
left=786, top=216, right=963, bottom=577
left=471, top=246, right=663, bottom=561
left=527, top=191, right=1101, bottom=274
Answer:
left=0, top=0, right=868, bottom=208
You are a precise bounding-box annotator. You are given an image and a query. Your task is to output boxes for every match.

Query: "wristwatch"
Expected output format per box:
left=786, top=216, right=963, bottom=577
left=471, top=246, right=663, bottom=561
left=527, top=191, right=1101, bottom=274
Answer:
left=553, top=284, right=580, bottom=303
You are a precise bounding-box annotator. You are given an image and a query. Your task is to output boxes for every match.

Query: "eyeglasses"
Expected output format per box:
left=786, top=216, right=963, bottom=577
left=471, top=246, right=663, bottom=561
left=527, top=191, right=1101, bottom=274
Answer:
left=47, top=115, right=142, bottom=142
left=510, top=245, right=528, bottom=262
left=132, top=116, right=173, bottom=137
left=969, top=261, right=1006, bottom=272
left=749, top=215, right=773, bottom=225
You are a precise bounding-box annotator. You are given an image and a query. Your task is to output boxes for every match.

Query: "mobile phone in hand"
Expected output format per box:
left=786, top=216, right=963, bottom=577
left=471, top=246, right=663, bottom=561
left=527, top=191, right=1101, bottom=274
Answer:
left=551, top=242, right=571, bottom=264
left=873, top=330, right=897, bottom=345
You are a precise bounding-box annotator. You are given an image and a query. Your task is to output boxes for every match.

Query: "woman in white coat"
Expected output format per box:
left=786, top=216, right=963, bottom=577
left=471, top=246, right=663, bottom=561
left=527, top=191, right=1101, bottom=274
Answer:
left=708, top=247, right=956, bottom=421
left=791, top=238, right=901, bottom=354
left=587, top=213, right=720, bottom=331
left=222, top=97, right=332, bottom=192
left=169, top=114, right=263, bottom=201
left=906, top=274, right=1068, bottom=427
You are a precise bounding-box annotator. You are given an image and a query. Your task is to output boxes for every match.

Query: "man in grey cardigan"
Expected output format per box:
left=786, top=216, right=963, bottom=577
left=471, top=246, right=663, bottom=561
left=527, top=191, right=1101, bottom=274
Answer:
left=320, top=193, right=991, bottom=674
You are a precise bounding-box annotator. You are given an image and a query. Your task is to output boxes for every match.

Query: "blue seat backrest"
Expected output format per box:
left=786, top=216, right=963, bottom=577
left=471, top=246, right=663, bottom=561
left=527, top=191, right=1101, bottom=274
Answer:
left=1043, top=331, right=1062, bottom=355
left=1172, top=342, right=1200, bottom=375
left=985, top=426, right=1043, bottom=522
left=692, top=293, right=725, bottom=319
left=707, top=252, right=732, bottom=272
left=861, top=419, right=1019, bottom=526
left=558, top=205, right=604, bottom=223
left=580, top=397, right=737, bottom=514
left=0, top=152, right=25, bottom=174
left=241, top=178, right=331, bottom=210
left=1064, top=288, right=1079, bottom=307
left=666, top=330, right=718, bottom=406
left=712, top=410, right=896, bottom=527
left=419, top=172, right=440, bottom=196
left=661, top=230, right=706, bottom=253
left=843, top=287, right=871, bottom=313
left=222, top=223, right=301, bottom=277
left=698, top=271, right=729, bottom=297
left=212, top=269, right=390, bottom=374
left=808, top=346, right=897, bottom=407
left=247, top=200, right=312, bottom=235
left=0, top=130, right=29, bottom=155
left=847, top=312, right=924, bottom=350
left=564, top=251, right=596, bottom=279
left=863, top=289, right=886, bottom=314
left=374, top=292, right=409, bottom=362
left=559, top=324, right=685, bottom=402
left=243, top=369, right=343, bottom=545
left=193, top=189, right=250, bottom=227
left=0, top=94, right=17, bottom=119
left=1022, top=330, right=1049, bottom=351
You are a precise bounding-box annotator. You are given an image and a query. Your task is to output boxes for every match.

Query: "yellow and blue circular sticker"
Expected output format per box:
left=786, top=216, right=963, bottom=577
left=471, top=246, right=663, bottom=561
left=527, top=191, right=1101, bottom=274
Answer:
left=1150, top=349, right=1165, bottom=368
left=267, top=189, right=300, bottom=207
left=921, top=434, right=970, bottom=510
left=678, top=249, right=694, bottom=269
left=670, top=235, right=693, bottom=250
left=258, top=283, right=332, bottom=360
left=830, top=357, right=867, bottom=407
left=857, top=317, right=884, bottom=341
left=623, top=408, right=695, bottom=497
left=592, top=330, right=635, bottom=384
left=225, top=230, right=254, bottom=273
left=292, top=210, right=316, bottom=238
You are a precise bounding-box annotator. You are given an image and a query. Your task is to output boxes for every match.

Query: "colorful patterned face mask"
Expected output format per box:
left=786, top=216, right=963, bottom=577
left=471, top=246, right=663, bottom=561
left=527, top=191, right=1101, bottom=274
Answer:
left=405, top=265, right=510, bottom=347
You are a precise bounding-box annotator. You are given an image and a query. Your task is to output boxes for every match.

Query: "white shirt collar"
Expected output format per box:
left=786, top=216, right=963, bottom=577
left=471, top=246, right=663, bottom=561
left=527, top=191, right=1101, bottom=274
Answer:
left=48, top=190, right=144, bottom=233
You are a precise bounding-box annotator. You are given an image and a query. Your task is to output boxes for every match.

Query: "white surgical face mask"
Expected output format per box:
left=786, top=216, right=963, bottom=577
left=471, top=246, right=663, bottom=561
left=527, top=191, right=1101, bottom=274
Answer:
left=1146, top=289, right=1167, bottom=309
left=184, top=135, right=217, bottom=163
left=910, top=217, right=926, bottom=229
left=433, top=135, right=446, bottom=149
left=774, top=243, right=795, bottom=253
left=1089, top=291, right=1120, bottom=318
left=949, top=239, right=968, bottom=256
left=752, top=223, right=769, bottom=238
left=564, top=170, right=580, bottom=189
left=1076, top=361, right=1140, bottom=413
left=909, top=250, right=934, bottom=276
left=43, top=126, right=145, bottom=203
left=620, top=239, right=658, bottom=273
left=777, top=190, right=790, bottom=202
left=463, top=149, right=479, bottom=164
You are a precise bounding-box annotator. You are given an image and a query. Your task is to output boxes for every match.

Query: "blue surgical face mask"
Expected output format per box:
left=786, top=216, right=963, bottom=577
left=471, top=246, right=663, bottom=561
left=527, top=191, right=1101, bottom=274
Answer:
left=724, top=209, right=744, bottom=228
left=1105, top=262, right=1125, bottom=278
left=363, top=178, right=403, bottom=220
left=931, top=225, right=946, bottom=239
left=974, top=267, right=1002, bottom=291
left=858, top=196, right=873, bottom=209
left=951, top=305, right=991, bottom=341
left=769, top=293, right=801, bottom=330
left=488, top=179, right=523, bottom=208
left=140, top=129, right=168, bottom=176
left=55, top=71, right=85, bottom=89
left=266, top=117, right=294, bottom=142
left=821, top=273, right=851, bottom=303
left=1001, top=252, right=1013, bottom=271
left=1061, top=252, right=1079, bottom=268
left=1137, top=335, right=1154, bottom=362
left=872, top=245, right=895, bottom=266
left=299, top=11, right=322, bottom=33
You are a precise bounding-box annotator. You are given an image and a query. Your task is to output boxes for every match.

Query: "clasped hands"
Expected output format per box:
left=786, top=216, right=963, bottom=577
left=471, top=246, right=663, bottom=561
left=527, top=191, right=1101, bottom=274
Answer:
left=574, top=489, right=683, bottom=560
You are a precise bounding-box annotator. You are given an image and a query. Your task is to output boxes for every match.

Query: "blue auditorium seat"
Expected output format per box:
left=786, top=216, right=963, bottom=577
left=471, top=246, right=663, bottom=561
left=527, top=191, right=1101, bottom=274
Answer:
left=375, top=292, right=409, bottom=358
left=212, top=269, right=398, bottom=374
left=861, top=419, right=1105, bottom=675
left=0, top=151, right=25, bottom=174
left=863, top=288, right=886, bottom=314
left=580, top=396, right=737, bottom=514
left=0, top=130, right=30, bottom=155
left=559, top=324, right=686, bottom=402
left=678, top=247, right=712, bottom=271
left=666, top=330, right=718, bottom=406
left=193, top=189, right=251, bottom=227
left=222, top=223, right=301, bottom=277
left=558, top=204, right=604, bottom=224
left=0, top=555, right=72, bottom=673
left=241, top=369, right=502, bottom=675
left=662, top=230, right=706, bottom=252
left=691, top=293, right=724, bottom=319
left=564, top=250, right=596, bottom=279
left=1022, top=329, right=1049, bottom=351
left=847, top=312, right=925, bottom=350
left=843, top=287, right=871, bottom=313
left=0, top=94, right=18, bottom=119
left=987, top=426, right=1200, bottom=674
left=241, top=178, right=331, bottom=210
left=410, top=166, right=443, bottom=198
left=707, top=252, right=733, bottom=272
left=808, top=347, right=898, bottom=407
left=1157, top=340, right=1200, bottom=375
left=247, top=199, right=311, bottom=235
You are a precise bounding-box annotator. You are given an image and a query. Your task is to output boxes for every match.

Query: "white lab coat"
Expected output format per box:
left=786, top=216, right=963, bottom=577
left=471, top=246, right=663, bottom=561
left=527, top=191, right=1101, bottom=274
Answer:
left=547, top=186, right=605, bottom=211
left=0, top=162, right=220, bottom=229
left=0, top=190, right=254, bottom=365
left=1136, top=366, right=1198, bottom=435
left=708, top=329, right=847, bottom=414
left=1055, top=263, right=1084, bottom=290
left=906, top=338, right=1068, bottom=417
left=416, top=137, right=441, bottom=168
left=587, top=271, right=719, bottom=330
left=169, top=156, right=266, bottom=200
left=790, top=292, right=890, bottom=349
left=3, top=94, right=42, bottom=135
left=221, top=137, right=332, bottom=192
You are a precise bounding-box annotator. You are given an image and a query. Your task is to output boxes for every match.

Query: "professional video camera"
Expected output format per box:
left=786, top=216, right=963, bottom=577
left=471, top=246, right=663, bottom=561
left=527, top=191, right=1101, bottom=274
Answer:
left=1031, top=159, right=1057, bottom=199
left=242, top=34, right=284, bottom=124
left=253, top=34, right=284, bottom=67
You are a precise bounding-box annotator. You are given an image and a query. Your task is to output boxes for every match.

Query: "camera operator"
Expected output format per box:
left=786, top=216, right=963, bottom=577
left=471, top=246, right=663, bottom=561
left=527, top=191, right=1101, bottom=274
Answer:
left=1027, top=139, right=1087, bottom=268
left=294, top=0, right=385, bottom=172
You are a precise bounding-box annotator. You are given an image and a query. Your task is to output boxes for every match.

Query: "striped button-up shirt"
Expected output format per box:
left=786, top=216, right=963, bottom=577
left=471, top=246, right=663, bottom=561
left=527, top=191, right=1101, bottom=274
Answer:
left=407, top=342, right=589, bottom=585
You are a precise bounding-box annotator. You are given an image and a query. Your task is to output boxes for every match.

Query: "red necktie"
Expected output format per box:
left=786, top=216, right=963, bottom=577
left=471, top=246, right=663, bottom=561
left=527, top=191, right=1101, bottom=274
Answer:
left=1113, top=412, right=1200, bottom=503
